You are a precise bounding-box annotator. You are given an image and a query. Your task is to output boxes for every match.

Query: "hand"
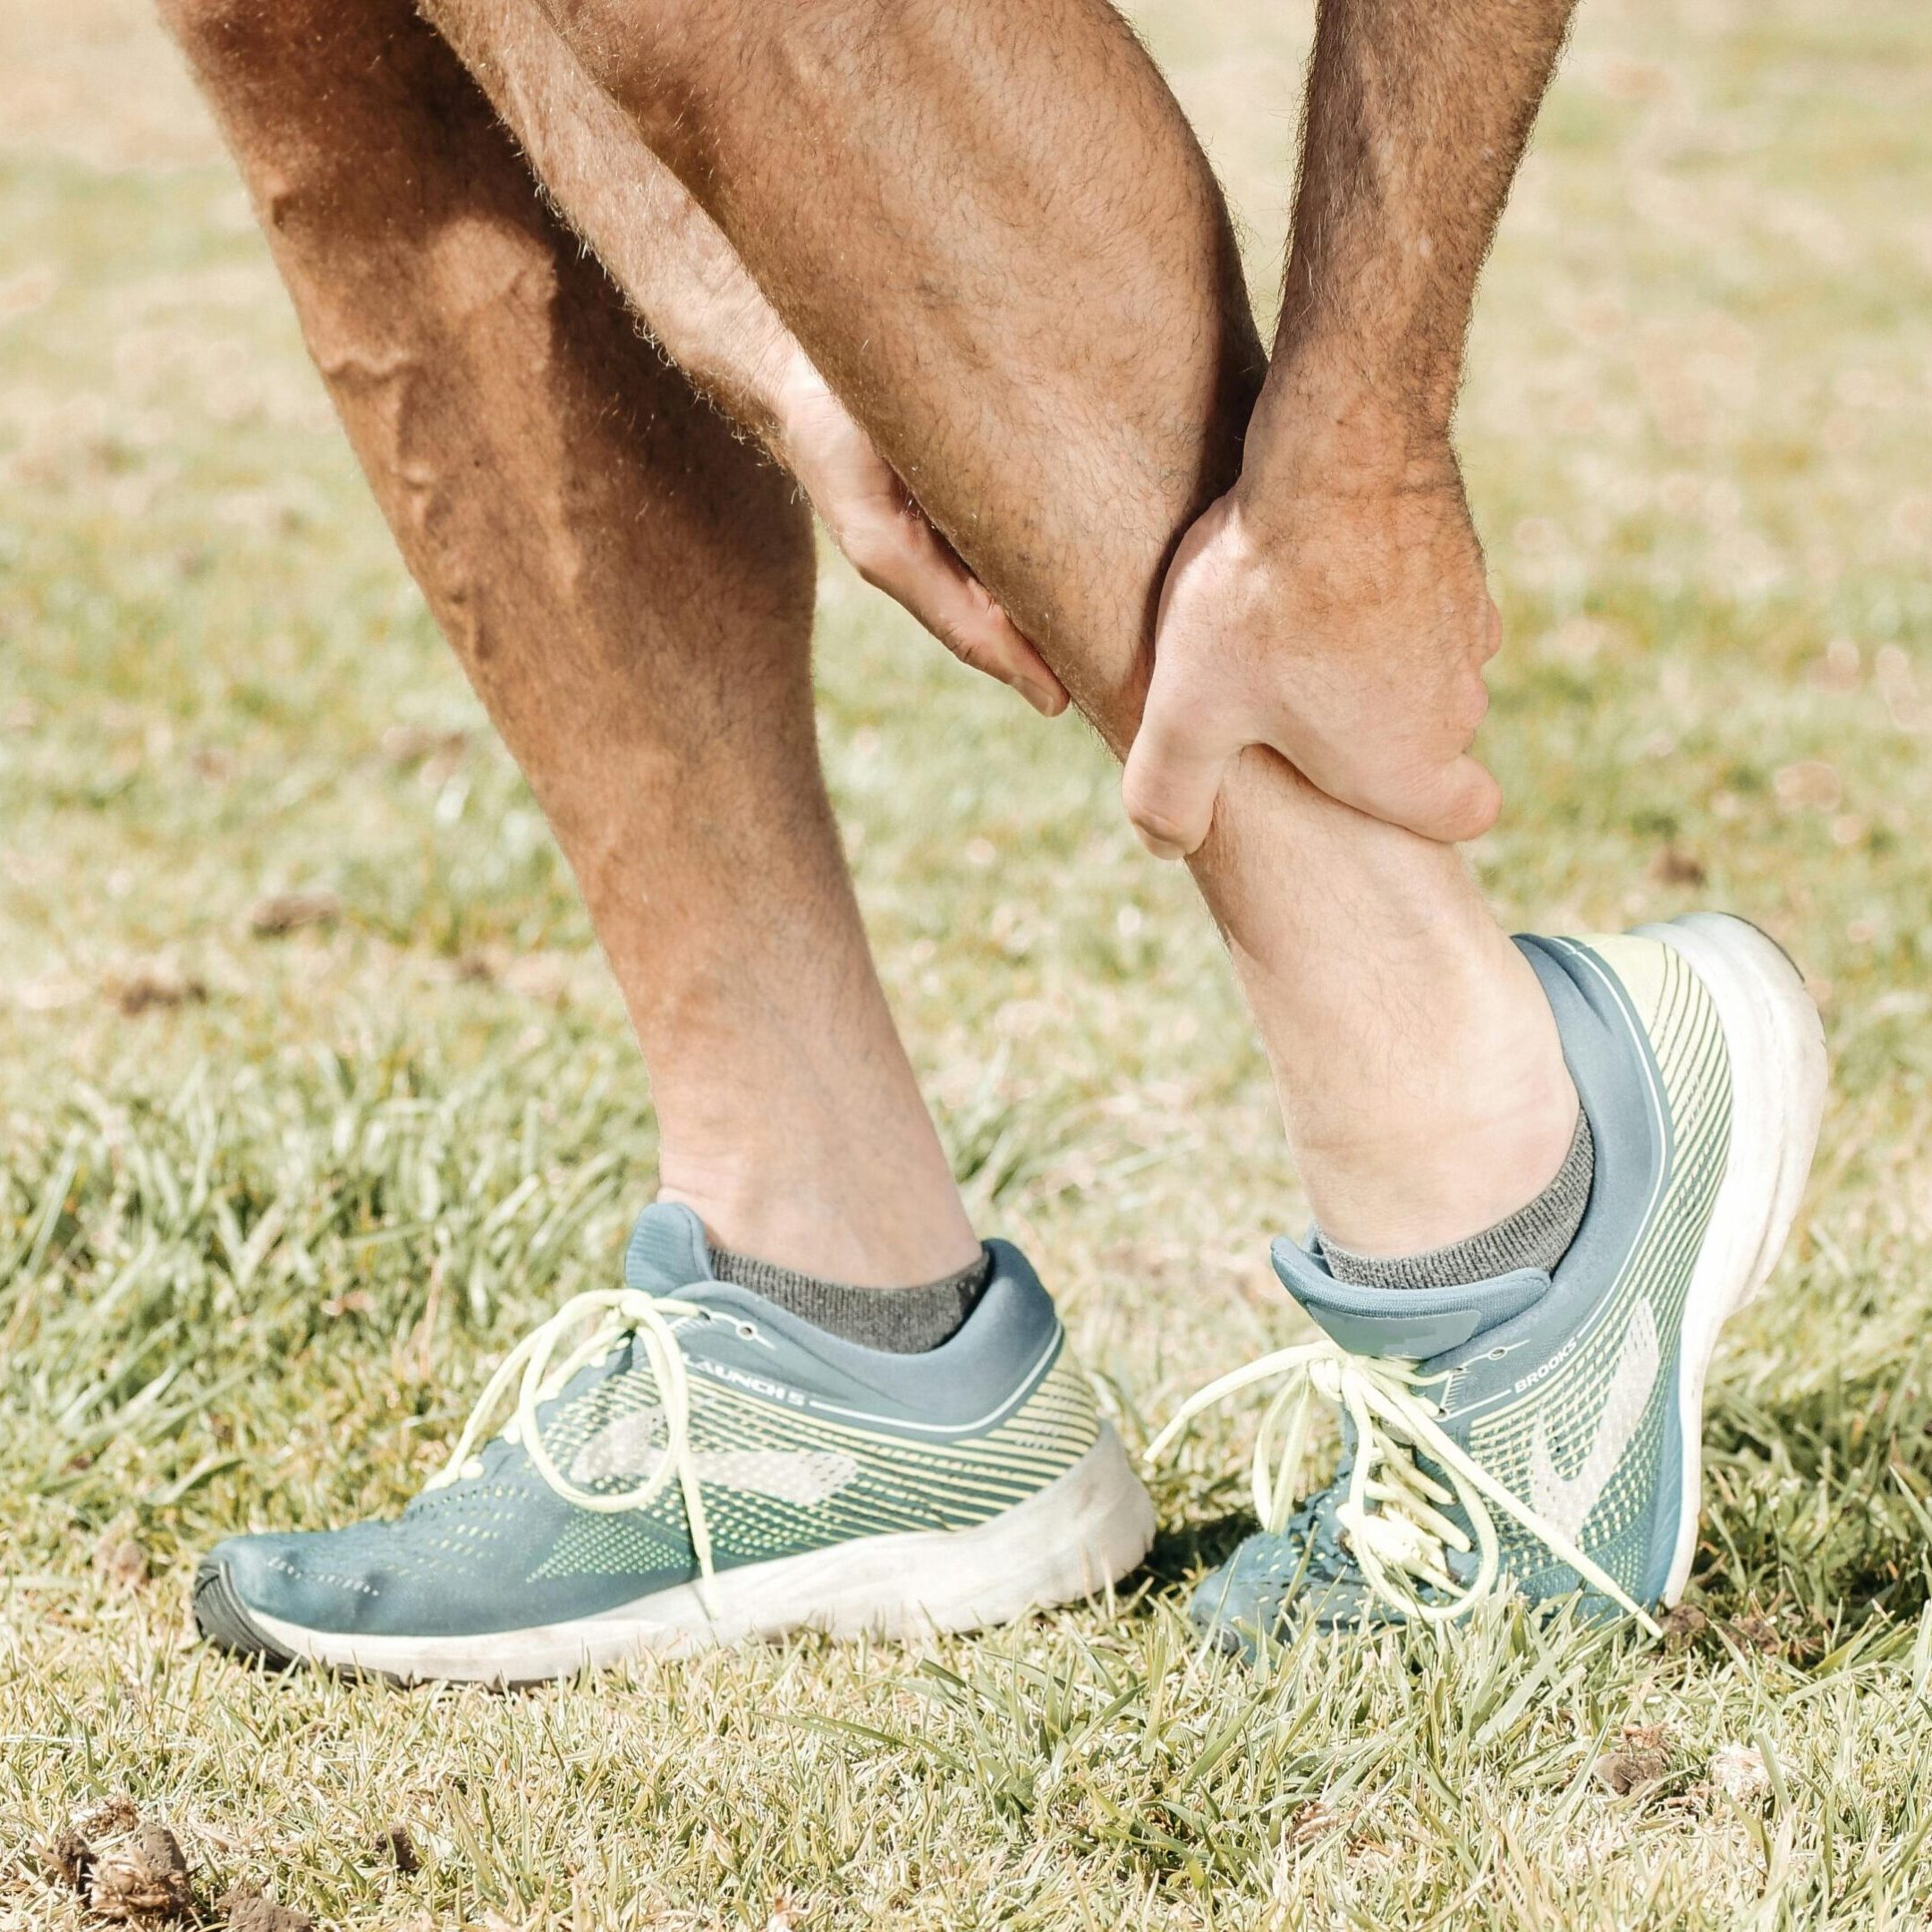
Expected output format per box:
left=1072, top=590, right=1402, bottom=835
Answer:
left=771, top=355, right=1068, bottom=718
left=596, top=157, right=1065, bottom=719
left=1122, top=440, right=1502, bottom=855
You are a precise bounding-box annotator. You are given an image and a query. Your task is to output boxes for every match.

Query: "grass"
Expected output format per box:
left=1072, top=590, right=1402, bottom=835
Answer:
left=4, top=0, right=1932, bottom=1923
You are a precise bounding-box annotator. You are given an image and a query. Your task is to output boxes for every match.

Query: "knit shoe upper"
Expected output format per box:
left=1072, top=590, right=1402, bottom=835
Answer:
left=197, top=1204, right=1154, bottom=1679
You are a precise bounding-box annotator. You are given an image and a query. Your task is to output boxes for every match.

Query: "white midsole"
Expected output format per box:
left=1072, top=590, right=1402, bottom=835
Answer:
left=246, top=1425, right=1156, bottom=1684
left=1640, top=914, right=1827, bottom=1606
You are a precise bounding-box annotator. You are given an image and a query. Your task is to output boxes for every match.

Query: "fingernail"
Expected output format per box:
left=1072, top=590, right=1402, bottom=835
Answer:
left=1132, top=826, right=1186, bottom=862
left=1021, top=682, right=1068, bottom=717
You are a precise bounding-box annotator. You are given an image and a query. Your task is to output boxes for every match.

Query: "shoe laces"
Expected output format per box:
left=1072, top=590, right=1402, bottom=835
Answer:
left=1147, top=1339, right=1659, bottom=1637
left=424, top=1286, right=722, bottom=1609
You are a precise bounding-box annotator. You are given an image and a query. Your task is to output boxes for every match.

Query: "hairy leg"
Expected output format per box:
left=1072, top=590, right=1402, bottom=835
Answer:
left=463, top=0, right=1578, bottom=1251
left=157, top=0, right=979, bottom=1284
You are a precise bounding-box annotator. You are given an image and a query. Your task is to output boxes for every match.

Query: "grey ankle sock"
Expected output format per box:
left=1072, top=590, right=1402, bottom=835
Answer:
left=708, top=1245, right=993, bottom=1353
left=1320, top=1108, right=1595, bottom=1292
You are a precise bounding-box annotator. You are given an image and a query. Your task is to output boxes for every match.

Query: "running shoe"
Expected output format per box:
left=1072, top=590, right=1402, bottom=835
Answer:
left=196, top=1205, right=1154, bottom=1682
left=1156, top=915, right=1826, bottom=1648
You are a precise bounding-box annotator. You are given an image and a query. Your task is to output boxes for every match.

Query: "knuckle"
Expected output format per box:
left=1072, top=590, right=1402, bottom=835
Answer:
left=1144, top=674, right=1213, bottom=739
left=1120, top=763, right=1164, bottom=818
left=1128, top=803, right=1191, bottom=852
left=1453, top=776, right=1503, bottom=840
left=1453, top=675, right=1491, bottom=735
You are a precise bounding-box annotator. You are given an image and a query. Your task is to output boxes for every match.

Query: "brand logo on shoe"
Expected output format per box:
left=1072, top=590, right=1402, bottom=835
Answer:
left=570, top=1408, right=858, bottom=1506
left=1526, top=1300, right=1661, bottom=1545
left=702, top=1360, right=809, bottom=1407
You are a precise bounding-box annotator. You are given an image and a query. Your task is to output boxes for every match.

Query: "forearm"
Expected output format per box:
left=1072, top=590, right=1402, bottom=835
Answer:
left=425, top=0, right=807, bottom=448
left=593, top=157, right=833, bottom=453
left=1252, top=0, right=1577, bottom=471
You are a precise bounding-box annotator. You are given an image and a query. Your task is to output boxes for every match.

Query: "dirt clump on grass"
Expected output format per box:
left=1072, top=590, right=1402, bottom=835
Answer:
left=371, top=1823, right=421, bottom=1873
left=104, top=957, right=208, bottom=1016
left=219, top=1885, right=316, bottom=1932
left=48, top=1796, right=192, bottom=1921
left=91, top=1520, right=150, bottom=1591
left=50, top=1795, right=139, bottom=1889
left=1657, top=1602, right=1709, bottom=1647
left=247, top=888, right=343, bottom=936
left=1593, top=1724, right=1674, bottom=1796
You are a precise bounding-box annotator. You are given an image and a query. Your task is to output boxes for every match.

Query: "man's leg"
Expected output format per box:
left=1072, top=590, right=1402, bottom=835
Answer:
left=494, top=0, right=1835, bottom=1652
left=169, top=0, right=1162, bottom=1682
left=457, top=0, right=1580, bottom=1257
left=157, top=0, right=979, bottom=1289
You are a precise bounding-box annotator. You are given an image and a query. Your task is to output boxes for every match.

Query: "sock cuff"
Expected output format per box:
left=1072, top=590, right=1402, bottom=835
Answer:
left=1319, top=1108, right=1596, bottom=1292
left=708, top=1245, right=993, bottom=1353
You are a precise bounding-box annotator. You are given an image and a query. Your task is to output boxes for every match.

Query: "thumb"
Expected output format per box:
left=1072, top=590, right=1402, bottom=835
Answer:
left=1122, top=674, right=1247, bottom=861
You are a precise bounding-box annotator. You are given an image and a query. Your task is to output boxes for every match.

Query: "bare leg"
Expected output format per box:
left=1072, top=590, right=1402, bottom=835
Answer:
left=467, top=0, right=1579, bottom=1252
left=157, top=0, right=979, bottom=1284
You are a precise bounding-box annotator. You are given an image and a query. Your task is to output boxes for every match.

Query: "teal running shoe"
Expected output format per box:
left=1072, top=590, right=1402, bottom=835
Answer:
left=1155, top=915, right=1826, bottom=1647
left=196, top=1206, right=1154, bottom=1682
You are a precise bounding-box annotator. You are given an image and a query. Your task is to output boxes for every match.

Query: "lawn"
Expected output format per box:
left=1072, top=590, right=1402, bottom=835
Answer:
left=4, top=0, right=1931, bottom=1924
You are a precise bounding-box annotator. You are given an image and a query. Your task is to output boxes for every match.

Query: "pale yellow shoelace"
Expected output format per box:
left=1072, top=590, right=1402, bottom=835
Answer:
left=423, top=1287, right=719, bottom=1606
left=1147, top=1339, right=1660, bottom=1636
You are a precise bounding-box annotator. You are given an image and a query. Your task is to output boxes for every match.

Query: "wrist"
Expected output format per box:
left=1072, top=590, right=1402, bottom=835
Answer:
left=762, top=343, right=839, bottom=465
left=1234, top=358, right=1463, bottom=534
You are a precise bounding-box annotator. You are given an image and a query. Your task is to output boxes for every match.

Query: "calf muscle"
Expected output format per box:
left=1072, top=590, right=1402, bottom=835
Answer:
left=514, top=0, right=1264, bottom=742
left=159, top=0, right=982, bottom=1284
left=496, top=0, right=1581, bottom=1255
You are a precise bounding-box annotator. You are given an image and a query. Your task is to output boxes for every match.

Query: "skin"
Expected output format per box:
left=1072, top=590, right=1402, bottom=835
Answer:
left=463, top=0, right=1581, bottom=1250
left=420, top=4, right=1071, bottom=721
left=1124, top=0, right=1581, bottom=859
left=157, top=0, right=980, bottom=1285
left=164, top=0, right=1584, bottom=1271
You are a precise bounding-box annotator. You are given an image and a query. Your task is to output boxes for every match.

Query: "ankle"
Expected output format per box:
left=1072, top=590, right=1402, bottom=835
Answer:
left=1283, top=933, right=1580, bottom=1257
left=1296, top=1048, right=1579, bottom=1258
left=656, top=1144, right=979, bottom=1289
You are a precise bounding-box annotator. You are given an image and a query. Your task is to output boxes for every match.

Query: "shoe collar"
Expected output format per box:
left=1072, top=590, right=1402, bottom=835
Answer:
left=617, top=1203, right=1064, bottom=1433
left=1270, top=1235, right=1552, bottom=1364
left=625, top=1201, right=716, bottom=1294
left=1274, top=928, right=1673, bottom=1372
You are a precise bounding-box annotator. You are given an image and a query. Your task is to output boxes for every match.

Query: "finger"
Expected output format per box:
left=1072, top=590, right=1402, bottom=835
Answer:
left=1434, top=754, right=1504, bottom=843
left=1475, top=597, right=1503, bottom=665
left=1359, top=753, right=1502, bottom=845
left=844, top=512, right=1069, bottom=716
left=1121, top=668, right=1246, bottom=860
left=911, top=550, right=1069, bottom=716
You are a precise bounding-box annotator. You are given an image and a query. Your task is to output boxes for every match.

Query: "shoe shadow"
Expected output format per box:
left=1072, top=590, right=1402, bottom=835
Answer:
left=1127, top=1510, right=1256, bottom=1608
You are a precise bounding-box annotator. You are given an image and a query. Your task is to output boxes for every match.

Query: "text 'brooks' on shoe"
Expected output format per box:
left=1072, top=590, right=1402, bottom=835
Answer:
left=196, top=1205, right=1155, bottom=1683
left=1156, top=914, right=1827, bottom=1650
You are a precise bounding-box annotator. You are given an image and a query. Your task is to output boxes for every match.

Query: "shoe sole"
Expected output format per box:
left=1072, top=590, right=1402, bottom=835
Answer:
left=1639, top=912, right=1828, bottom=1606
left=195, top=1424, right=1156, bottom=1685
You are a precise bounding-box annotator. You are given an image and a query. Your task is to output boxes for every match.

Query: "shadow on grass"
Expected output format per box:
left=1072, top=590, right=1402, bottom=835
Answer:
left=1125, top=1510, right=1257, bottom=1611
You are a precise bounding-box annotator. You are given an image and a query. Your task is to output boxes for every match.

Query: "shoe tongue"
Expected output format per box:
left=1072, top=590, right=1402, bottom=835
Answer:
left=1270, top=1234, right=1549, bottom=1362
left=623, top=1203, right=716, bottom=1295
